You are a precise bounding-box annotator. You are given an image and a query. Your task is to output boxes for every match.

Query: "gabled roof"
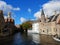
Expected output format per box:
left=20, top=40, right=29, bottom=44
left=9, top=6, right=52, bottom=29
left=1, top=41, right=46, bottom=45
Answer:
left=53, top=14, right=59, bottom=21
left=48, top=14, right=59, bottom=22
left=48, top=15, right=54, bottom=22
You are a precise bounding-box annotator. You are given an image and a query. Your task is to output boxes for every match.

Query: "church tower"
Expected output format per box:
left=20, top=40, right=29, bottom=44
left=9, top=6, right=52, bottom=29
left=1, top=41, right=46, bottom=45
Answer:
left=8, top=12, right=11, bottom=18
left=7, top=12, right=14, bottom=24
left=41, top=9, right=45, bottom=22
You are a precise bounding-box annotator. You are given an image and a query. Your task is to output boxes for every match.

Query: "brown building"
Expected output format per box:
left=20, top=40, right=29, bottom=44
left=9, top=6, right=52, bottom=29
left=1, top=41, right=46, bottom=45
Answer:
left=0, top=10, right=16, bottom=36
left=0, top=10, right=5, bottom=36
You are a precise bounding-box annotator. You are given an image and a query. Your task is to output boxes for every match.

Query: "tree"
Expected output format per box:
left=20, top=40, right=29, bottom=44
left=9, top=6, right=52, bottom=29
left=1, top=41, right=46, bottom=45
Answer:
left=21, top=21, right=32, bottom=30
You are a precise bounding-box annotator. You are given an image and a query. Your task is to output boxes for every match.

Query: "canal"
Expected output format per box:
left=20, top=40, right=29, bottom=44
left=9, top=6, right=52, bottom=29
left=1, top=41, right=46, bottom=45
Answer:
left=0, top=32, right=60, bottom=45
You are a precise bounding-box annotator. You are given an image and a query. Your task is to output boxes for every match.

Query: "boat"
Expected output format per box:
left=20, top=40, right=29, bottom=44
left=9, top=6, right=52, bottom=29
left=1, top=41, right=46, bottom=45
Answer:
left=52, top=34, right=60, bottom=42
left=53, top=37, right=60, bottom=42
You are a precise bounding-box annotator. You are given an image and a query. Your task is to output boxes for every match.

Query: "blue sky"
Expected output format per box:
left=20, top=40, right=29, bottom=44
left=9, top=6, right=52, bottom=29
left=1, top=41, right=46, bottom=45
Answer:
left=1, top=0, right=60, bottom=24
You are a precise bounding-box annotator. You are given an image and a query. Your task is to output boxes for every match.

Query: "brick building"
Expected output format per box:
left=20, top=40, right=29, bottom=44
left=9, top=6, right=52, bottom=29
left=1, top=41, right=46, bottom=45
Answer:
left=0, top=10, right=16, bottom=36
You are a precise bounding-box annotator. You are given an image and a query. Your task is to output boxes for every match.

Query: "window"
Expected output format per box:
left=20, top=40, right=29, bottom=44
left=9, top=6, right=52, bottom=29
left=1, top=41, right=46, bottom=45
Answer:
left=55, top=29, right=57, bottom=32
left=43, top=30, right=44, bottom=32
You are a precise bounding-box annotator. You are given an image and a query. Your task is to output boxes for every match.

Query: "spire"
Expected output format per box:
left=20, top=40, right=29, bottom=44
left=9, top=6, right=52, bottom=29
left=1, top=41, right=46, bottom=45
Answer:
left=41, top=9, right=45, bottom=22
left=41, top=9, right=45, bottom=15
left=8, top=12, right=11, bottom=18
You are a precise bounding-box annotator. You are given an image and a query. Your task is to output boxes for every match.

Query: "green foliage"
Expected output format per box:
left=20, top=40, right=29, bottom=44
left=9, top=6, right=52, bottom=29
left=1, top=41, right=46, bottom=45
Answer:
left=21, top=21, right=32, bottom=30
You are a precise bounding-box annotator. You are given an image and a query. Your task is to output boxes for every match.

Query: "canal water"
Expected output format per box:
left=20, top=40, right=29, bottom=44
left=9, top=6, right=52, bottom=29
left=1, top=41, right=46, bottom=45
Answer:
left=0, top=32, right=60, bottom=45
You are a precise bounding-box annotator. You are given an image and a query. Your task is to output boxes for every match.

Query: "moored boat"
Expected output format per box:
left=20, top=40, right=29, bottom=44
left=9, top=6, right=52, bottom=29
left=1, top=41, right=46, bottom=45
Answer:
left=52, top=34, right=60, bottom=42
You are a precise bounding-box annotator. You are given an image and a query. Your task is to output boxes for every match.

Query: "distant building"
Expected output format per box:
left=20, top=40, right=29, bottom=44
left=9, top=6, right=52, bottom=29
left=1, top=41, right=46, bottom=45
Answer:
left=15, top=25, right=20, bottom=28
left=0, top=10, right=5, bottom=36
left=32, top=22, right=40, bottom=33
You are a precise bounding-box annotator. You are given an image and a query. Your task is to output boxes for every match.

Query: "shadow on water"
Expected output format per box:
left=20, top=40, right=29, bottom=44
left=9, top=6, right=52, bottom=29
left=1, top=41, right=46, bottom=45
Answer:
left=0, top=32, right=41, bottom=45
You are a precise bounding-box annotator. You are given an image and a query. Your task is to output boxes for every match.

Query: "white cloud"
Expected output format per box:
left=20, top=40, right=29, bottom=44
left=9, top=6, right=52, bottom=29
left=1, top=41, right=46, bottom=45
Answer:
left=20, top=17, right=27, bottom=23
left=28, top=8, right=31, bottom=13
left=31, top=19, right=35, bottom=21
left=51, top=0, right=60, bottom=1
left=34, top=0, right=60, bottom=18
left=4, top=16, right=7, bottom=19
left=43, top=1, right=60, bottom=16
left=34, top=10, right=41, bottom=18
left=0, top=1, right=20, bottom=12
left=13, top=7, right=20, bottom=10
left=11, top=13, right=17, bottom=19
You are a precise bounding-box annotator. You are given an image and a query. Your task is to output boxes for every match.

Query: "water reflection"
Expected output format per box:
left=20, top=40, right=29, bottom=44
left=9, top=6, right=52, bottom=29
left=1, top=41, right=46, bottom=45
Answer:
left=13, top=33, right=25, bottom=45
left=13, top=33, right=40, bottom=45
left=32, top=34, right=40, bottom=43
left=28, top=33, right=40, bottom=43
left=0, top=32, right=59, bottom=45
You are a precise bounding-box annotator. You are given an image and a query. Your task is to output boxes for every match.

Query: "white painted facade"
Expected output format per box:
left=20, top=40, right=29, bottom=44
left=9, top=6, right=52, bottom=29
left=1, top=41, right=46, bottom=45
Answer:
left=32, top=22, right=40, bottom=33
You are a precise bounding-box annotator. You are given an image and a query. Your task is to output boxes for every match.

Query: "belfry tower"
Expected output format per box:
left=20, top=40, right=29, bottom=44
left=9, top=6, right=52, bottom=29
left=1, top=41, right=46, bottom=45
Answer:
left=8, top=12, right=11, bottom=18
left=41, top=9, right=45, bottom=22
left=6, top=12, right=14, bottom=24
